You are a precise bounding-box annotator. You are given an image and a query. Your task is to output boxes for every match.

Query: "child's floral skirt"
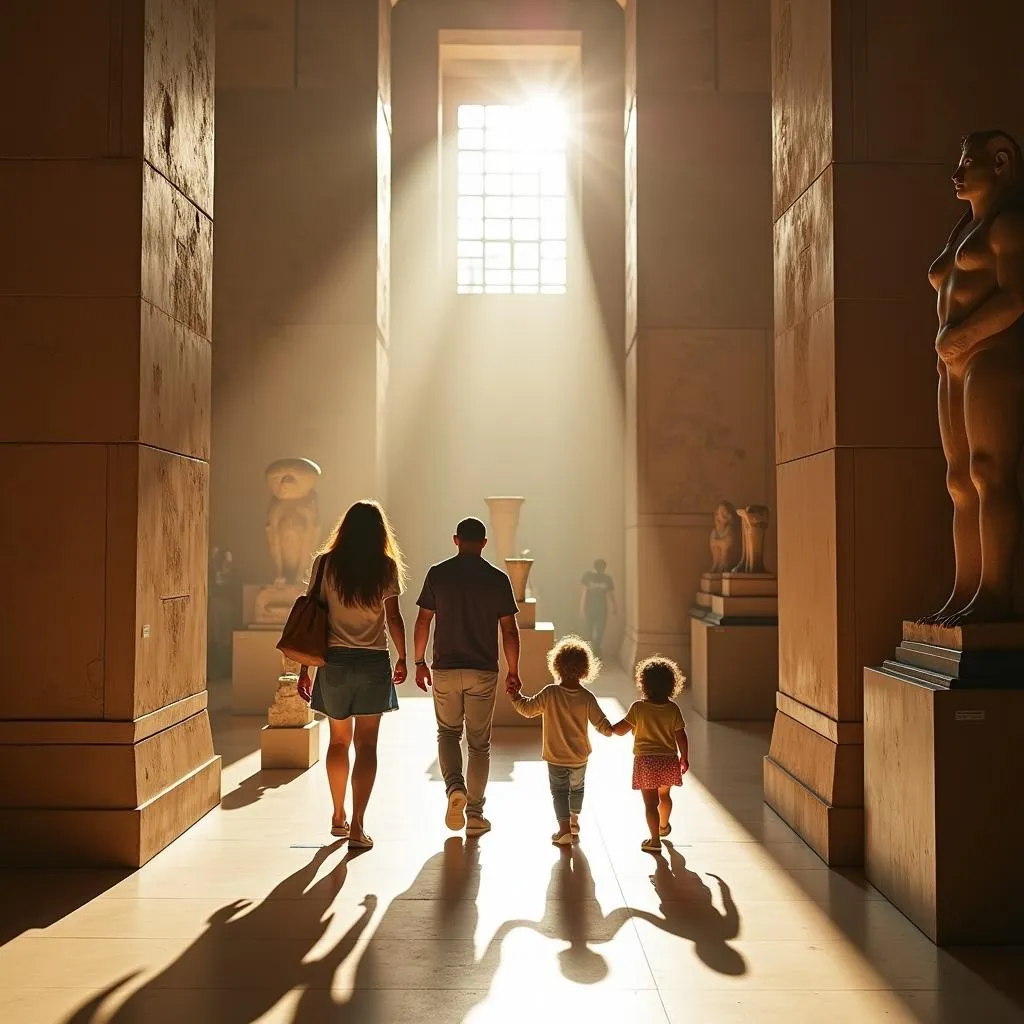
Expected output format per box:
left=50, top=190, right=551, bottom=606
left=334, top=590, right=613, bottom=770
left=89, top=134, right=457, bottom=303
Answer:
left=632, top=754, right=682, bottom=790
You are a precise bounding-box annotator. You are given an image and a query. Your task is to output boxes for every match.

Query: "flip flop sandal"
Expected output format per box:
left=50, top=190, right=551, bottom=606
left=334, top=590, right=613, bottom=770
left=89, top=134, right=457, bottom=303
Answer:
left=330, top=822, right=351, bottom=839
left=659, top=823, right=672, bottom=838
left=348, top=834, right=374, bottom=850
left=641, top=838, right=662, bottom=854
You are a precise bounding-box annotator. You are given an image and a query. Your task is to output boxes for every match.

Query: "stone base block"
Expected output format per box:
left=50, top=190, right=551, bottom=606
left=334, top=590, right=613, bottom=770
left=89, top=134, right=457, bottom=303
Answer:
left=233, top=627, right=283, bottom=714
left=706, top=593, right=778, bottom=623
left=763, top=703, right=864, bottom=866
left=864, top=666, right=1024, bottom=944
left=494, top=623, right=554, bottom=727
left=517, top=598, right=536, bottom=628
left=261, top=720, right=321, bottom=770
left=699, top=573, right=724, bottom=595
left=690, top=615, right=778, bottom=720
left=720, top=572, right=778, bottom=597
left=0, top=756, right=221, bottom=868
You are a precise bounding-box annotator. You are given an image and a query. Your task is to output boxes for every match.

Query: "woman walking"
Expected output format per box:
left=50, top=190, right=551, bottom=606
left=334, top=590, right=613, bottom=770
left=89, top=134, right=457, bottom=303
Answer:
left=297, top=500, right=407, bottom=849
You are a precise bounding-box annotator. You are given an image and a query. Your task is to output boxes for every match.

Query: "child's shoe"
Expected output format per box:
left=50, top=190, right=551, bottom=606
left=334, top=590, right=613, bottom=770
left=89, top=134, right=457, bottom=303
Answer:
left=552, top=830, right=575, bottom=846
left=570, top=813, right=580, bottom=836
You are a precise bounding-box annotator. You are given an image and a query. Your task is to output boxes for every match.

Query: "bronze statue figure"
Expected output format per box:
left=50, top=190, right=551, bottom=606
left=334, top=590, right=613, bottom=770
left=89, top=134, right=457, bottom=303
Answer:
left=732, top=505, right=769, bottom=575
left=923, top=131, right=1024, bottom=625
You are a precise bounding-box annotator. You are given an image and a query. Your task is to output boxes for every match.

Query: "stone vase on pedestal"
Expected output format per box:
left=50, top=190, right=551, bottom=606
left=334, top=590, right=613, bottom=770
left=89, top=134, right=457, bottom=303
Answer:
left=505, top=558, right=534, bottom=602
left=485, top=496, right=525, bottom=564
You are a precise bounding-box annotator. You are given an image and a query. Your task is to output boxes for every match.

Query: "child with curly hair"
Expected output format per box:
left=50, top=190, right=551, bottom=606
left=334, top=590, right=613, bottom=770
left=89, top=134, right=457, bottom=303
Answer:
left=507, top=636, right=614, bottom=845
left=611, top=656, right=689, bottom=853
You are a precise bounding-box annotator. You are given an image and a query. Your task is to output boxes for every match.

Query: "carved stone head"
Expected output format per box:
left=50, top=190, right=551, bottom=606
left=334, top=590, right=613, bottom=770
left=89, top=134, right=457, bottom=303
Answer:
left=954, top=130, right=1023, bottom=203
left=265, top=458, right=321, bottom=501
left=713, top=501, right=737, bottom=535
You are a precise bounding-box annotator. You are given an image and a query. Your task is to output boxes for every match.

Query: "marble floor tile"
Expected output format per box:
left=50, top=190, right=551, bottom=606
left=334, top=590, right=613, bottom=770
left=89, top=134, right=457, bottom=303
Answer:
left=1, top=671, right=1022, bottom=1024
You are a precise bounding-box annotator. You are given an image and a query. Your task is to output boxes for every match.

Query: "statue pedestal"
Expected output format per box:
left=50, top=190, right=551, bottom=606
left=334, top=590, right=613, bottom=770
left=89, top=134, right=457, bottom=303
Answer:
left=864, top=636, right=1024, bottom=943
left=689, top=572, right=778, bottom=721
left=494, top=622, right=554, bottom=727
left=232, top=627, right=283, bottom=714
left=692, top=572, right=778, bottom=624
left=260, top=720, right=322, bottom=769
left=691, top=617, right=778, bottom=721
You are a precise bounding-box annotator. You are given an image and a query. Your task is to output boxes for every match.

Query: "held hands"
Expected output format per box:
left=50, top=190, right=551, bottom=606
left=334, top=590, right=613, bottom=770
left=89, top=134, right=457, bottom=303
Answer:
left=415, top=662, right=432, bottom=692
left=297, top=667, right=312, bottom=703
left=393, top=658, right=408, bottom=685
left=505, top=672, right=523, bottom=696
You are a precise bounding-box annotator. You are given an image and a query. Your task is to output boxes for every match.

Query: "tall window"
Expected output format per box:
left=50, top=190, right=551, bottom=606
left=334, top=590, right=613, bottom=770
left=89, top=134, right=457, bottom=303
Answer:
left=456, top=101, right=568, bottom=295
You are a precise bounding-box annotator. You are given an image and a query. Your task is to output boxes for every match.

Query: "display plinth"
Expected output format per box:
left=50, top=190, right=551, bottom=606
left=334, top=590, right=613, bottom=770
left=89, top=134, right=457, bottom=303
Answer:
left=494, top=622, right=554, bottom=727
left=232, top=627, right=283, bottom=714
left=864, top=663, right=1024, bottom=944
left=691, top=615, right=778, bottom=720
left=517, top=597, right=537, bottom=628
left=689, top=567, right=779, bottom=720
left=691, top=571, right=778, bottom=625
left=884, top=620, right=1024, bottom=689
left=261, top=720, right=321, bottom=769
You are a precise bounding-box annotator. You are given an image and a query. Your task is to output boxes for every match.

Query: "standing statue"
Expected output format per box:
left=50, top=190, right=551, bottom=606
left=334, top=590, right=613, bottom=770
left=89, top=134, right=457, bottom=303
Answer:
left=732, top=506, right=770, bottom=574
left=922, top=131, right=1024, bottom=625
left=265, top=458, right=322, bottom=584
left=708, top=502, right=742, bottom=572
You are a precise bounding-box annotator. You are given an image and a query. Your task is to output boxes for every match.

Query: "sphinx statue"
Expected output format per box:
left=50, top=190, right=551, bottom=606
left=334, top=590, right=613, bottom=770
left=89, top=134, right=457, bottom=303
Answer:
left=921, top=131, right=1024, bottom=625
left=732, top=505, right=770, bottom=575
left=709, top=501, right=741, bottom=573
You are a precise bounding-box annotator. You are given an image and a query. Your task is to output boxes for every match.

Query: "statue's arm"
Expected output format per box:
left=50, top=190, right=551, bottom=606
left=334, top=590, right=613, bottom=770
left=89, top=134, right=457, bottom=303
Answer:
left=938, top=211, right=1024, bottom=360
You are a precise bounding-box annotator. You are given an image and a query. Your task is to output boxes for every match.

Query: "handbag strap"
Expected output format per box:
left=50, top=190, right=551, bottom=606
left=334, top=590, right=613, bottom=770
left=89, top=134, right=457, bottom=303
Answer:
left=311, top=553, right=329, bottom=605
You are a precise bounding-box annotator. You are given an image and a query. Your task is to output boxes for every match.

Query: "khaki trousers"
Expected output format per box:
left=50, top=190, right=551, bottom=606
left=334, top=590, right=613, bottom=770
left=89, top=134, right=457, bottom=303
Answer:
left=431, top=668, right=498, bottom=817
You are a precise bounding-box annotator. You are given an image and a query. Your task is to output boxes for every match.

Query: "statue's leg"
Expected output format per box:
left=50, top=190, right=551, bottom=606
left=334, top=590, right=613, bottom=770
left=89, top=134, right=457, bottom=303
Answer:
left=926, top=360, right=978, bottom=623
left=951, top=343, right=1024, bottom=623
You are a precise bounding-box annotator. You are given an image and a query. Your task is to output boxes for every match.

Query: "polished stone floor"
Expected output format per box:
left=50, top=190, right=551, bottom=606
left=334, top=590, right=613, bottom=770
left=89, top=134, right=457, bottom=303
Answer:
left=1, top=669, right=1023, bottom=1023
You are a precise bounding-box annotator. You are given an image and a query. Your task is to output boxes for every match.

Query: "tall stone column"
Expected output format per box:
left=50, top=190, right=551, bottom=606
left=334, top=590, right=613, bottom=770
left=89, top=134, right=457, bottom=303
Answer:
left=213, top=0, right=392, bottom=581
left=624, top=0, right=775, bottom=674
left=0, top=0, right=220, bottom=866
left=764, top=0, right=1024, bottom=865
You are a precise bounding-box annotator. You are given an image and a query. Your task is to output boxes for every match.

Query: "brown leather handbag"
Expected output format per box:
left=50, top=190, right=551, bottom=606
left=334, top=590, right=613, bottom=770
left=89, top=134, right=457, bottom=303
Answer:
left=276, top=555, right=329, bottom=666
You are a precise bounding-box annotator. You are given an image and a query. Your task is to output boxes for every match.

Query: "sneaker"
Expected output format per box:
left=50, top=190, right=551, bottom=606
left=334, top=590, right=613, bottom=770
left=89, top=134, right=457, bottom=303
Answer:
left=569, top=813, right=580, bottom=836
left=552, top=830, right=575, bottom=846
left=466, top=815, right=492, bottom=836
left=445, top=789, right=467, bottom=831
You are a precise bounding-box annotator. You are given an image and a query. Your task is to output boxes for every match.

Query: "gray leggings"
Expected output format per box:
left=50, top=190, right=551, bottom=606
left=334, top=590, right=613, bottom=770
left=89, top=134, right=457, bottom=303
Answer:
left=548, top=762, right=587, bottom=820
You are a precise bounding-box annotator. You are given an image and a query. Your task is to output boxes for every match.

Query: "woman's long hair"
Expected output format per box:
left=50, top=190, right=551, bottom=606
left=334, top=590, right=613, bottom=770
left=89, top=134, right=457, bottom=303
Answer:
left=319, top=500, right=407, bottom=607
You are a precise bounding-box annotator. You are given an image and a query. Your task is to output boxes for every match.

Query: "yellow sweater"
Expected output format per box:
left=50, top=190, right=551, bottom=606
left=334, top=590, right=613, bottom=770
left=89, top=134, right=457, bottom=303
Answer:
left=511, top=684, right=614, bottom=766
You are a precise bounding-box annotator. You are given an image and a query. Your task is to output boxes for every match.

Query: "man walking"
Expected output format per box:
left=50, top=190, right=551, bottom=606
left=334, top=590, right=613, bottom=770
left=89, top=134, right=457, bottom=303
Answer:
left=414, top=517, right=521, bottom=836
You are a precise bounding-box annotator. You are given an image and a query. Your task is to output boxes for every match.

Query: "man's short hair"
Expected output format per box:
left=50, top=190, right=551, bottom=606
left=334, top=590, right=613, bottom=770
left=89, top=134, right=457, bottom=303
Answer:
left=456, top=517, right=487, bottom=542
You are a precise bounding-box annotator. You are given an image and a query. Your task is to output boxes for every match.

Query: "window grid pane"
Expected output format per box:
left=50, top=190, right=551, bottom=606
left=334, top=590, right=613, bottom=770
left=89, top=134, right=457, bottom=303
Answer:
left=456, top=102, right=567, bottom=295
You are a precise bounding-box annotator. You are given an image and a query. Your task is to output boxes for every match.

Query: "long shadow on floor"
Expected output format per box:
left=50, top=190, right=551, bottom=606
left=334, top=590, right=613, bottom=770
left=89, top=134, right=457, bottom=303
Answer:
left=61, top=838, right=518, bottom=1024
left=0, top=869, right=130, bottom=948
left=62, top=841, right=356, bottom=1023
left=219, top=768, right=304, bottom=810
left=488, top=842, right=744, bottom=984
left=686, top=712, right=1024, bottom=1022
left=629, top=841, right=745, bottom=976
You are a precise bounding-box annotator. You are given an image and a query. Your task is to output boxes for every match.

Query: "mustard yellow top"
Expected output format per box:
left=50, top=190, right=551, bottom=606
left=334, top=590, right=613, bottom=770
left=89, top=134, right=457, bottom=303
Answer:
left=625, top=699, right=685, bottom=757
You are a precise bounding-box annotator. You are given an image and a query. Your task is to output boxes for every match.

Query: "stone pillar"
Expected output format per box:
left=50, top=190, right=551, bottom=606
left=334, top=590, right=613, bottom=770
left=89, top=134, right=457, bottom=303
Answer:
left=213, top=0, right=392, bottom=580
left=0, top=0, right=220, bottom=866
left=764, top=0, right=1024, bottom=866
left=623, top=0, right=775, bottom=675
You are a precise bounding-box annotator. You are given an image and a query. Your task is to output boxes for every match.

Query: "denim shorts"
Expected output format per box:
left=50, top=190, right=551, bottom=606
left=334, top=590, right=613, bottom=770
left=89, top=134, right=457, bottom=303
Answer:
left=310, top=647, right=397, bottom=720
